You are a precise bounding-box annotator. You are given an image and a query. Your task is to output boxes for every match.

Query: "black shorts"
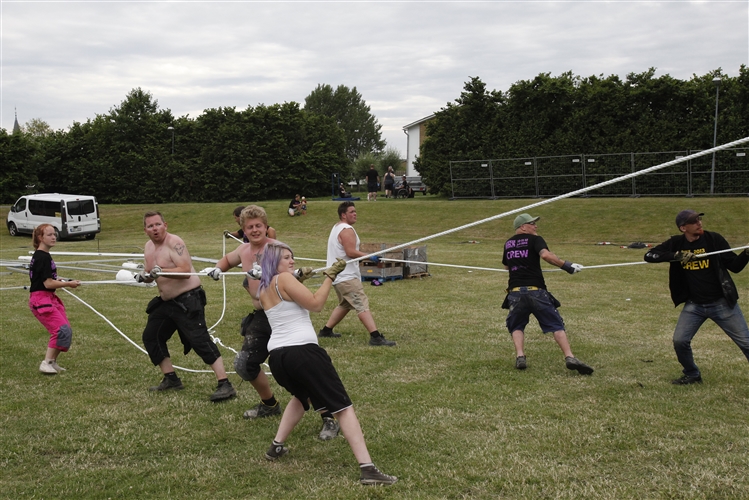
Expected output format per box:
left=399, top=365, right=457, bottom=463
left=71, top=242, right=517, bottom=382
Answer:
left=367, top=182, right=378, bottom=193
left=142, top=287, right=221, bottom=366
left=268, top=344, right=353, bottom=413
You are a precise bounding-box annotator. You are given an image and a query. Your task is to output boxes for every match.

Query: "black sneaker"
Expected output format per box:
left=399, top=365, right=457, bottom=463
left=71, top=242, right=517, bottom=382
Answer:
left=671, top=374, right=702, bottom=385
left=318, top=417, right=340, bottom=441
left=265, top=442, right=289, bottom=461
left=149, top=376, right=184, bottom=392
left=360, top=464, right=398, bottom=485
left=515, top=356, right=527, bottom=370
left=565, top=356, right=594, bottom=375
left=369, top=335, right=396, bottom=346
left=243, top=402, right=283, bottom=419
left=210, top=381, right=237, bottom=402
left=318, top=327, right=342, bottom=338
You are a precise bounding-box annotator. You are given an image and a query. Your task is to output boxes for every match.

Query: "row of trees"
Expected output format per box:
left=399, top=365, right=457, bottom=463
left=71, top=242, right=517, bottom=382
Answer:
left=1, top=85, right=388, bottom=204
left=416, top=67, right=749, bottom=194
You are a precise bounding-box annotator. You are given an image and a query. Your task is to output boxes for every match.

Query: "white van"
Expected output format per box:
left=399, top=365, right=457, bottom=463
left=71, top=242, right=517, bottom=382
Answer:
left=7, top=193, right=101, bottom=240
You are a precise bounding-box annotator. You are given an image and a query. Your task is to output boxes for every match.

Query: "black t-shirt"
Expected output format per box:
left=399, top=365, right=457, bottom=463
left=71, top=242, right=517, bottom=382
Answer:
left=289, top=199, right=300, bottom=209
left=29, top=249, right=57, bottom=293
left=680, top=236, right=723, bottom=304
left=365, top=170, right=379, bottom=184
left=503, top=234, right=548, bottom=290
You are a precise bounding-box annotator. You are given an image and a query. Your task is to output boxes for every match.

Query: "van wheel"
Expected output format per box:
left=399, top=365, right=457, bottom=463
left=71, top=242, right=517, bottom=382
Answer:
left=8, top=222, right=18, bottom=236
left=53, top=227, right=60, bottom=239
left=85, top=233, right=95, bottom=240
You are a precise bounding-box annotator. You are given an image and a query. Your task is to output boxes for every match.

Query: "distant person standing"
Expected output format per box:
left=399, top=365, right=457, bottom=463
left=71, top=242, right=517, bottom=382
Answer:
left=502, top=214, right=593, bottom=374
left=318, top=202, right=396, bottom=346
left=365, top=165, right=379, bottom=202
left=29, top=223, right=81, bottom=374
left=383, top=166, right=396, bottom=198
left=645, top=210, right=749, bottom=385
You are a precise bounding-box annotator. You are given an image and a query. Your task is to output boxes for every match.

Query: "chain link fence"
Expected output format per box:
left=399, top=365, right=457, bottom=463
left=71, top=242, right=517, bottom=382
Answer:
left=449, top=148, right=749, bottom=199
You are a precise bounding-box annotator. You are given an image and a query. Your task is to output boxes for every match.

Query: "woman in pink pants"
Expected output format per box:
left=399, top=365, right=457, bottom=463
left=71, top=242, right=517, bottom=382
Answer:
left=28, top=224, right=81, bottom=374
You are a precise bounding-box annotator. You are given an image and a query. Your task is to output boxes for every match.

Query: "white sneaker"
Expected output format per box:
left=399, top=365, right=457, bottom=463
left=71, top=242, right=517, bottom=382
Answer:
left=39, top=360, right=58, bottom=375
left=51, top=361, right=66, bottom=372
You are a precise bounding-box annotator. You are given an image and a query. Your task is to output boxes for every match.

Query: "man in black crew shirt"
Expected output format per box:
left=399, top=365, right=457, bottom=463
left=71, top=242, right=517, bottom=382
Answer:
left=502, top=213, right=593, bottom=374
left=645, top=210, right=749, bottom=385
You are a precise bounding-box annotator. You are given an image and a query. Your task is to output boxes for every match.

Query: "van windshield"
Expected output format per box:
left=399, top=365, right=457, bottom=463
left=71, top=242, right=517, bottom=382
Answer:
left=67, top=200, right=96, bottom=216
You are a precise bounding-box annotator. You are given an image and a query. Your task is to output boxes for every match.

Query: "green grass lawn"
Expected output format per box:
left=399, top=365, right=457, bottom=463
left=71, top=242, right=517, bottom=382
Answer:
left=1, top=196, right=748, bottom=499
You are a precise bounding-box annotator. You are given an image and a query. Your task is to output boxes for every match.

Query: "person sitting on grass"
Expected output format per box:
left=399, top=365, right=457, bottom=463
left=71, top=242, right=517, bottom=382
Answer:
left=288, top=195, right=302, bottom=216
left=258, top=242, right=397, bottom=486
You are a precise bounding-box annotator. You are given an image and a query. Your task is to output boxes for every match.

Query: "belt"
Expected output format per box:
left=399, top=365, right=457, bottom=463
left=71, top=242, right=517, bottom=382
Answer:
left=509, top=286, right=540, bottom=292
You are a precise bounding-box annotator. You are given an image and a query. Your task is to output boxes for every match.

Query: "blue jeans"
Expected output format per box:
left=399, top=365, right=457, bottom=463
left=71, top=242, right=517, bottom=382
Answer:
left=673, top=299, right=749, bottom=377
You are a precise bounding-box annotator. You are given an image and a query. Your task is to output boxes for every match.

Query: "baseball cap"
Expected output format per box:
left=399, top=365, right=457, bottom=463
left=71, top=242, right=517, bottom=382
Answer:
left=675, top=210, right=704, bottom=227
left=514, top=213, right=540, bottom=230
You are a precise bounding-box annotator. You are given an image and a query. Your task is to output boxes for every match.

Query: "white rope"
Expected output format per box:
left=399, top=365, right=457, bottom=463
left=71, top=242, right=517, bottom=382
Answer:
left=47, top=251, right=218, bottom=264
left=312, top=136, right=749, bottom=272
left=59, top=288, right=236, bottom=374
left=379, top=257, right=564, bottom=273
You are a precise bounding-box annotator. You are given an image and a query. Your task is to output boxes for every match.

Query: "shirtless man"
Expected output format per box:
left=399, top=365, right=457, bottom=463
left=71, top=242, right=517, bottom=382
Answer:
left=137, top=211, right=236, bottom=402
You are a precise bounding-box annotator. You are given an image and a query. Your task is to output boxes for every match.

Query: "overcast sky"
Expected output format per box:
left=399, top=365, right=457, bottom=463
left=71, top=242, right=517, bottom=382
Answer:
left=2, top=1, right=747, bottom=153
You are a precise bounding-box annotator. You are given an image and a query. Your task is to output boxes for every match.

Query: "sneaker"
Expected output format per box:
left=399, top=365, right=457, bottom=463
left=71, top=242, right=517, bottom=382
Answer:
left=51, top=361, right=66, bottom=372
left=149, top=376, right=184, bottom=391
left=565, top=356, right=594, bottom=375
left=39, top=360, right=58, bottom=375
left=210, top=381, right=237, bottom=402
left=318, top=327, right=342, bottom=338
left=515, top=356, right=527, bottom=370
left=671, top=374, right=702, bottom=385
left=243, top=402, right=283, bottom=419
left=369, top=335, right=396, bottom=347
left=318, top=417, right=340, bottom=441
left=265, top=442, right=289, bottom=461
left=360, top=464, right=398, bottom=485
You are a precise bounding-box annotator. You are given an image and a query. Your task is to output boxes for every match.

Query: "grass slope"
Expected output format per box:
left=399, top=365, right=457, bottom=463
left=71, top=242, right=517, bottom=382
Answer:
left=1, top=196, right=748, bottom=499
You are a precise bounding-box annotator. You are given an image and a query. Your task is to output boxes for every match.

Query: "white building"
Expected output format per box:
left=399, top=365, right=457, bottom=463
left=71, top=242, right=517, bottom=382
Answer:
left=402, top=114, right=434, bottom=176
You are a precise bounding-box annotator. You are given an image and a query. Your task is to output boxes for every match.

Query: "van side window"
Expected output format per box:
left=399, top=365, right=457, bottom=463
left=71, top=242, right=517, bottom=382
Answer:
left=28, top=200, right=60, bottom=217
left=67, top=200, right=95, bottom=216
left=14, top=199, right=27, bottom=212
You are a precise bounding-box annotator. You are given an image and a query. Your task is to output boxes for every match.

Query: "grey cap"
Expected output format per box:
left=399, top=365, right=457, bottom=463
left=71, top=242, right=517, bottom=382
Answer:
left=514, top=213, right=540, bottom=230
left=675, top=210, right=704, bottom=227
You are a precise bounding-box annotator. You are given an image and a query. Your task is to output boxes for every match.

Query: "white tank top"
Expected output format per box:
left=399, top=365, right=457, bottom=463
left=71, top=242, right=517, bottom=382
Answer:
left=265, top=277, right=318, bottom=351
left=327, top=222, right=360, bottom=285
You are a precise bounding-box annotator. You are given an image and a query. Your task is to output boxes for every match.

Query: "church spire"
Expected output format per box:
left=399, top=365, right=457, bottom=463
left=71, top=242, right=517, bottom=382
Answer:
left=12, top=107, right=21, bottom=134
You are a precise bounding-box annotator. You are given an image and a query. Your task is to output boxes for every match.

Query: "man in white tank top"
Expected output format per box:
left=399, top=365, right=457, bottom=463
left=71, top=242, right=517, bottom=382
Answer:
left=318, top=202, right=396, bottom=346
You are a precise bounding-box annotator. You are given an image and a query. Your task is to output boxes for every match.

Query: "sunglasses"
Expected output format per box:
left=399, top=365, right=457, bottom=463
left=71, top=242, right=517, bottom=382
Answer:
left=525, top=221, right=537, bottom=226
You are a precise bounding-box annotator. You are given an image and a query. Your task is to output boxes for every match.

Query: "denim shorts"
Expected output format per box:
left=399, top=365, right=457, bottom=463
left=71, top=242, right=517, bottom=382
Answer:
left=505, top=288, right=565, bottom=334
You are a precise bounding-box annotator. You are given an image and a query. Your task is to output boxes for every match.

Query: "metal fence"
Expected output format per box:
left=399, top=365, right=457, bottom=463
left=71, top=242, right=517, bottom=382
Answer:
left=448, top=148, right=749, bottom=199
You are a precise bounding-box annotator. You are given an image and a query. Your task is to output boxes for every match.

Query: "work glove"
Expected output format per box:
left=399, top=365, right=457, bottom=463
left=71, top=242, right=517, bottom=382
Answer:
left=135, top=271, right=149, bottom=283
left=369, top=255, right=381, bottom=264
left=149, top=266, right=162, bottom=279
left=246, top=263, right=262, bottom=280
left=323, top=258, right=347, bottom=281
left=223, top=230, right=231, bottom=238
left=561, top=260, right=583, bottom=274
left=206, top=267, right=222, bottom=281
left=294, top=267, right=315, bottom=283
left=673, top=251, right=696, bottom=264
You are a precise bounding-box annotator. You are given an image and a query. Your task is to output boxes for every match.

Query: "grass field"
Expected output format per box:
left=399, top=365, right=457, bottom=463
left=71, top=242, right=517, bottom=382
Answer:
left=1, top=196, right=748, bottom=499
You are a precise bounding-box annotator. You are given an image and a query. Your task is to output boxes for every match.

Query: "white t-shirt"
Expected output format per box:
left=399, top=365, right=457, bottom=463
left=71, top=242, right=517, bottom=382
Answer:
left=327, top=222, right=360, bottom=285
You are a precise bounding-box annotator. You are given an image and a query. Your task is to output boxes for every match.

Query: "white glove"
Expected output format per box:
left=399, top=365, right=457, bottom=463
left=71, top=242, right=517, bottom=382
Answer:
left=135, top=271, right=149, bottom=283
left=206, top=267, right=222, bottom=281
left=149, top=266, right=162, bottom=279
left=561, top=261, right=582, bottom=274
left=246, top=263, right=262, bottom=280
